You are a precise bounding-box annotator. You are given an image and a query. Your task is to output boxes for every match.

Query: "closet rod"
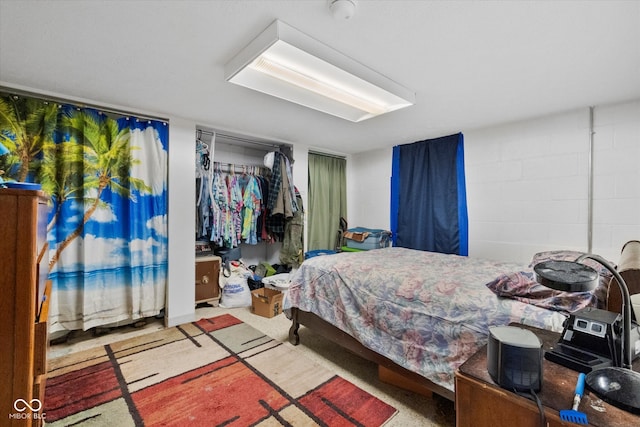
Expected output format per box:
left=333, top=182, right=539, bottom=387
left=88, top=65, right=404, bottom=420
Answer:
left=213, top=161, right=269, bottom=174
left=309, top=150, right=346, bottom=160
left=197, top=129, right=282, bottom=150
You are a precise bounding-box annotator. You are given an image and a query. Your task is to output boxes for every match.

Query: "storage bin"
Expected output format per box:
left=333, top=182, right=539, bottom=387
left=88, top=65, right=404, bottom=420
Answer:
left=195, top=255, right=221, bottom=304
left=305, top=249, right=337, bottom=259
left=345, top=227, right=391, bottom=250
left=340, top=246, right=365, bottom=252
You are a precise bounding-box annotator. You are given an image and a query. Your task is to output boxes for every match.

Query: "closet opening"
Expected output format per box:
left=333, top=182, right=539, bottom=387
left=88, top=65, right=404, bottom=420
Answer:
left=195, top=127, right=302, bottom=304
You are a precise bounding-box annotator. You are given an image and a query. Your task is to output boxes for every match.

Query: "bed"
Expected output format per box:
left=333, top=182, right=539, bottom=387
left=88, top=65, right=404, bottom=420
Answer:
left=285, top=245, right=637, bottom=401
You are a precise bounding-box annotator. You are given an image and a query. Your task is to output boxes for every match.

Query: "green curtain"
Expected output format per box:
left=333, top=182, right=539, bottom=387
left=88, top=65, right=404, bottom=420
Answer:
left=307, top=153, right=347, bottom=250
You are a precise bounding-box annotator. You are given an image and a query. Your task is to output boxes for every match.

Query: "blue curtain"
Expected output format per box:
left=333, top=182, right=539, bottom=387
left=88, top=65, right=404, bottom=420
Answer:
left=0, top=93, right=168, bottom=333
left=390, top=133, right=468, bottom=255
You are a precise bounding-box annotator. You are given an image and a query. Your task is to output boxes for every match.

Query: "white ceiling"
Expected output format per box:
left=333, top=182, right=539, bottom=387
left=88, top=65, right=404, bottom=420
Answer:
left=1, top=0, right=638, bottom=154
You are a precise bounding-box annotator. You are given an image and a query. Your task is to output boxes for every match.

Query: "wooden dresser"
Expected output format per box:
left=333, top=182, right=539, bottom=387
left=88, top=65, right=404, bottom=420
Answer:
left=0, top=188, right=50, bottom=426
left=455, top=324, right=640, bottom=427
left=195, top=255, right=221, bottom=305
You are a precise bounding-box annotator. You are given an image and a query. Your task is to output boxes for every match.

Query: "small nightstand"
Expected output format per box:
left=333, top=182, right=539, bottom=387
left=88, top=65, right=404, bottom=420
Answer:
left=455, top=324, right=640, bottom=427
left=195, top=255, right=221, bottom=305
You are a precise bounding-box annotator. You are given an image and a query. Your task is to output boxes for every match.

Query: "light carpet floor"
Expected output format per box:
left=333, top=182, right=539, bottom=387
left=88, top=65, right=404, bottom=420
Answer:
left=49, top=305, right=455, bottom=427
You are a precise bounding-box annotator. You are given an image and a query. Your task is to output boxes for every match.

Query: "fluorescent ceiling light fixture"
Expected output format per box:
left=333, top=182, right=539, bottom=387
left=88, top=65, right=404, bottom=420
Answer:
left=224, top=20, right=415, bottom=122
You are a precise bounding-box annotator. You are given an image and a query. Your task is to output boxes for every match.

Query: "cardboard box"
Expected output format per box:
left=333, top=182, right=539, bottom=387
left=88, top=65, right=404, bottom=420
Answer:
left=250, top=288, right=283, bottom=318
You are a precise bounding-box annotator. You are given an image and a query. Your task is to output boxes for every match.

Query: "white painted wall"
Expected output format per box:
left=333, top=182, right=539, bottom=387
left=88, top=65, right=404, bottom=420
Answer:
left=591, top=101, right=640, bottom=258
left=348, top=99, right=640, bottom=264
left=347, top=148, right=392, bottom=230
left=466, top=100, right=640, bottom=263
left=166, top=117, right=197, bottom=326
left=465, top=108, right=592, bottom=262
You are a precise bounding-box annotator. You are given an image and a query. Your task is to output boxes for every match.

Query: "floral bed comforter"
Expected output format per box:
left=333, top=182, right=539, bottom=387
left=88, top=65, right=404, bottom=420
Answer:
left=286, top=247, right=567, bottom=392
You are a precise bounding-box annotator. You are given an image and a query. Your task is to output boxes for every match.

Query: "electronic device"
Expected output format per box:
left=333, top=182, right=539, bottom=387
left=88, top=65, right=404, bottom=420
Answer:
left=545, top=306, right=640, bottom=372
left=487, top=326, right=543, bottom=392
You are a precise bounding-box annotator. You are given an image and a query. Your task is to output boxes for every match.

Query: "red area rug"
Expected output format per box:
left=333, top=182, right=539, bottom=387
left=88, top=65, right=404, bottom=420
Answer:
left=44, top=314, right=397, bottom=426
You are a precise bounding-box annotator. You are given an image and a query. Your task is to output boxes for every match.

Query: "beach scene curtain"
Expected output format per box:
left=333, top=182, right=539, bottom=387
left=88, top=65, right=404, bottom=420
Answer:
left=0, top=92, right=168, bottom=334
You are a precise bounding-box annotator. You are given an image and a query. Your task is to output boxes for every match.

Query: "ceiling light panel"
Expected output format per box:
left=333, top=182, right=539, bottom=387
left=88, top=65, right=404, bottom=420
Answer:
left=224, top=20, right=415, bottom=122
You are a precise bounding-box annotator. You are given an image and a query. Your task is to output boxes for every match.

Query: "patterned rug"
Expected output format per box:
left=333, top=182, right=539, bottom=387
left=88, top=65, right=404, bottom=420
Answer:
left=44, top=314, right=398, bottom=426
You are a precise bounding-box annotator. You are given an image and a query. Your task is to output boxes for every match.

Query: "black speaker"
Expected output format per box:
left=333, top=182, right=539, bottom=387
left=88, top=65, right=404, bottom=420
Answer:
left=487, top=326, right=543, bottom=392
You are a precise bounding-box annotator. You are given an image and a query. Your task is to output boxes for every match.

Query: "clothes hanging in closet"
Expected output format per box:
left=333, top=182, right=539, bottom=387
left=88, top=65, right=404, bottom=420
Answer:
left=265, top=151, right=298, bottom=241
left=196, top=153, right=298, bottom=249
left=195, top=138, right=212, bottom=239
left=280, top=187, right=304, bottom=268
left=240, top=173, right=261, bottom=245
left=206, top=165, right=254, bottom=248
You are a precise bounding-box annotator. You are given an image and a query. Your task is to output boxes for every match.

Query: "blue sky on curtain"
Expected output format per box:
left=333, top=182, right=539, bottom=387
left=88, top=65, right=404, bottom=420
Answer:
left=390, top=133, right=468, bottom=255
left=0, top=92, right=168, bottom=334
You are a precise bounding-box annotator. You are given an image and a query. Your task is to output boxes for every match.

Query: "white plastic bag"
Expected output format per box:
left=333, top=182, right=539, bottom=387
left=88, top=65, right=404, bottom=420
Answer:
left=219, top=262, right=252, bottom=308
left=220, top=276, right=251, bottom=308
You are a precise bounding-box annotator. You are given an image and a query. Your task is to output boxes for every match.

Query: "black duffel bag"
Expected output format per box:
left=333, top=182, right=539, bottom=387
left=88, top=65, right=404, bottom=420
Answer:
left=214, top=246, right=242, bottom=277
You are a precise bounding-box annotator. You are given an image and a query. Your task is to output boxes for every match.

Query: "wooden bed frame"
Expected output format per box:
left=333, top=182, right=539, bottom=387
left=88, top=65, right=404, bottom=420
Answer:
left=288, top=306, right=454, bottom=401
left=288, top=240, right=640, bottom=403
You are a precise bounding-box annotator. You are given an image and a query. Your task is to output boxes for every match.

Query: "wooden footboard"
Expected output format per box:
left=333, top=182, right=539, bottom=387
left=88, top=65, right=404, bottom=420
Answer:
left=288, top=307, right=455, bottom=401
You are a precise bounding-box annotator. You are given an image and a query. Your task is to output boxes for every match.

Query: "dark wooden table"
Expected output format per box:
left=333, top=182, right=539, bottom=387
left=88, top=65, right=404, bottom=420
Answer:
left=455, top=323, right=640, bottom=427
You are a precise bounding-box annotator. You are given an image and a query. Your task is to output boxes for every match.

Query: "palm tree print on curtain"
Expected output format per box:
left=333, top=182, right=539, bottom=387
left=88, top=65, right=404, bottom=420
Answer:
left=0, top=93, right=168, bottom=334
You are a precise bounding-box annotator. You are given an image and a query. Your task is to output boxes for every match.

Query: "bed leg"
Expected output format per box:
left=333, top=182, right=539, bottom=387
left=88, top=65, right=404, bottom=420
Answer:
left=289, top=309, right=300, bottom=345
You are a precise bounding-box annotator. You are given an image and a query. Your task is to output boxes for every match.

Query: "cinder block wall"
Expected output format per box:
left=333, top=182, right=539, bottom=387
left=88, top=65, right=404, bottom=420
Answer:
left=465, top=108, right=591, bottom=262
left=465, top=100, right=639, bottom=263
left=590, top=101, right=640, bottom=259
